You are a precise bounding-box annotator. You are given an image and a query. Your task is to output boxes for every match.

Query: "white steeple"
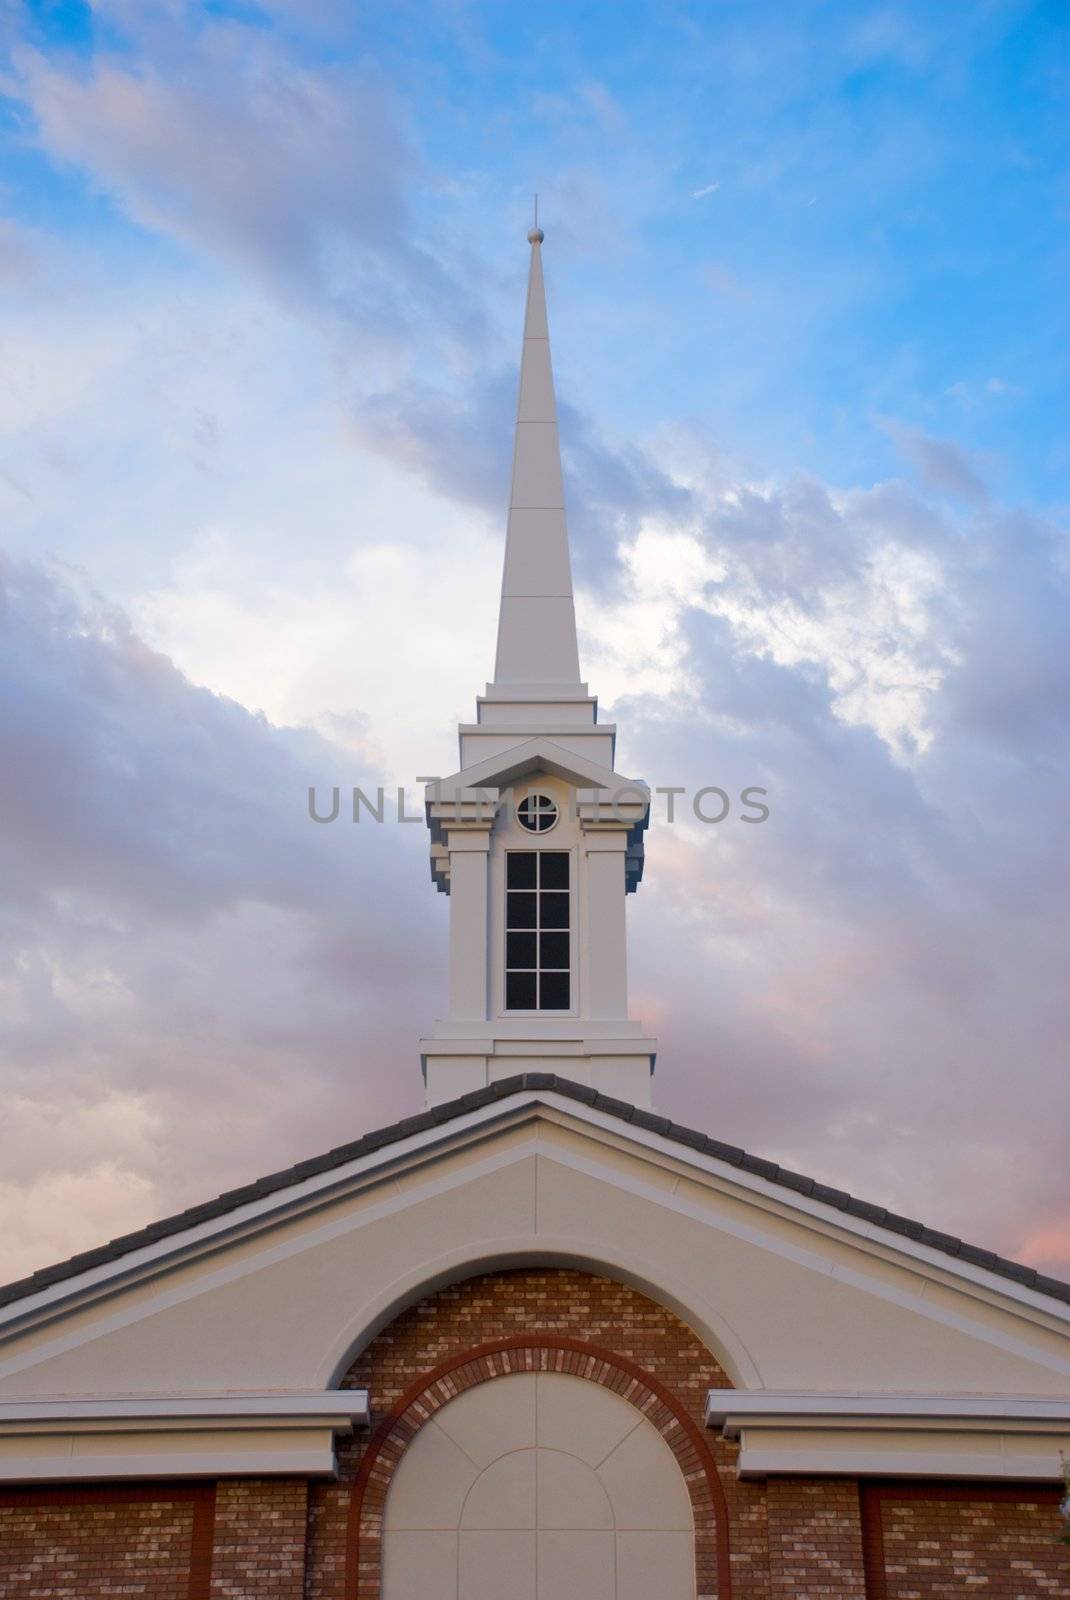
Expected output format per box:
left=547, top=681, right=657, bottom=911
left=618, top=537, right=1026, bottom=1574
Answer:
left=420, top=226, right=657, bottom=1108
left=491, top=227, right=582, bottom=692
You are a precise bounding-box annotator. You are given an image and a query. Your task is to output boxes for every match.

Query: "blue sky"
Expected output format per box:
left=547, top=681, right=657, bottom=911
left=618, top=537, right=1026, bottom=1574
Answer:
left=0, top=1, right=1067, bottom=1283
left=9, top=0, right=1069, bottom=505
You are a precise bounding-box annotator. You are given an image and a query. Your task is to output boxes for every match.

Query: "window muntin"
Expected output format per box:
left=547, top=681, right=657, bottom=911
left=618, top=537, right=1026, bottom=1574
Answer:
left=505, top=851, right=570, bottom=1010
left=517, top=793, right=558, bottom=833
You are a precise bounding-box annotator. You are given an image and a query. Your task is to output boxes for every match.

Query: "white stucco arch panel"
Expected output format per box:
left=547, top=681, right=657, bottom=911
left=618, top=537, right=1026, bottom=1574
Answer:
left=317, top=1235, right=759, bottom=1391
left=383, top=1373, right=695, bottom=1600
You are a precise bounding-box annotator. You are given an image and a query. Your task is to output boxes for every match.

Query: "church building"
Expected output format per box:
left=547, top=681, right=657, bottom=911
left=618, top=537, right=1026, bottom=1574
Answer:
left=0, top=229, right=1067, bottom=1600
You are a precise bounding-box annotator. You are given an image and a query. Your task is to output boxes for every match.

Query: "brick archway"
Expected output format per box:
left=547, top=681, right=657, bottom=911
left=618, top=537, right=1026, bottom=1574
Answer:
left=344, top=1336, right=732, bottom=1599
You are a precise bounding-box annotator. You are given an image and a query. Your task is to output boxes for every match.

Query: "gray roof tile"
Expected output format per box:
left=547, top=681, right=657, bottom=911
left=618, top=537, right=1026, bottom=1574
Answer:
left=0, top=1073, right=1066, bottom=1313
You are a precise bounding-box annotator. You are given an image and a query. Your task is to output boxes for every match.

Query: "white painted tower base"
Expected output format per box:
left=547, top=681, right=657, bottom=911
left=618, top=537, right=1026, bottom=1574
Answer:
left=421, top=1031, right=656, bottom=1108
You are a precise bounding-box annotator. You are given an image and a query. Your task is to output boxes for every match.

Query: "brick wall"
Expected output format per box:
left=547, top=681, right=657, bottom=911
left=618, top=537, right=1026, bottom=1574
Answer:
left=0, top=1485, right=213, bottom=1599
left=0, top=1270, right=1065, bottom=1599
left=210, top=1479, right=307, bottom=1598
left=314, top=1265, right=758, bottom=1600
left=766, top=1479, right=866, bottom=1600
left=861, top=1484, right=1067, bottom=1599
left=337, top=1267, right=732, bottom=1423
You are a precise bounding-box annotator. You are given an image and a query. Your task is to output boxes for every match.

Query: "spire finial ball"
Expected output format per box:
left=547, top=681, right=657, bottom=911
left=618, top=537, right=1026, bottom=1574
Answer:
left=528, top=226, right=544, bottom=244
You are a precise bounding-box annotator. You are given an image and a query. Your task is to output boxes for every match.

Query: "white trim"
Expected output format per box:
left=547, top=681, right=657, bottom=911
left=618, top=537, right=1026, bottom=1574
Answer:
left=706, top=1389, right=1070, bottom=1480
left=732, top=1447, right=1067, bottom=1479
left=1, top=1448, right=339, bottom=1481
left=433, top=737, right=637, bottom=797
left=0, top=1391, right=369, bottom=1483
left=7, top=1120, right=1064, bottom=1398
left=0, top=1105, right=525, bottom=1331
left=316, top=1226, right=762, bottom=1390
left=0, top=1392, right=369, bottom=1426
left=0, top=1140, right=539, bottom=1382
left=0, top=1089, right=1067, bottom=1354
left=3, top=1121, right=1063, bottom=1401
left=537, top=1098, right=1070, bottom=1326
left=530, top=1127, right=1070, bottom=1374
left=706, top=1391, right=1070, bottom=1430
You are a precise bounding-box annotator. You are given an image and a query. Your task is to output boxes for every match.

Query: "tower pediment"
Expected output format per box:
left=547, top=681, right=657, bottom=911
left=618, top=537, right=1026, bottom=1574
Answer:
left=430, top=736, right=646, bottom=805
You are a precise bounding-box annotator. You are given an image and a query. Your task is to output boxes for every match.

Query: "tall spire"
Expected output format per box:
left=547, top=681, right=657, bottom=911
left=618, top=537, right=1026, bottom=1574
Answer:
left=420, top=223, right=656, bottom=1109
left=491, top=226, right=582, bottom=691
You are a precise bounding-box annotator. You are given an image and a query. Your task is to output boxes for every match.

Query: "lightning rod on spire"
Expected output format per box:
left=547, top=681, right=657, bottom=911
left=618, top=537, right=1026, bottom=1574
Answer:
left=528, top=192, right=543, bottom=245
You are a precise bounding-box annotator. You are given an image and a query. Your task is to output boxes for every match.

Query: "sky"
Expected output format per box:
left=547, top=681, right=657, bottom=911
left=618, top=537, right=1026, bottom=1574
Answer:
left=0, top=0, right=1068, bottom=1287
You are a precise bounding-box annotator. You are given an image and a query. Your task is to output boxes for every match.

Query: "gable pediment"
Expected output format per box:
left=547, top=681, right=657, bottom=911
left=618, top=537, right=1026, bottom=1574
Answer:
left=433, top=736, right=644, bottom=802
left=1, top=1080, right=1067, bottom=1417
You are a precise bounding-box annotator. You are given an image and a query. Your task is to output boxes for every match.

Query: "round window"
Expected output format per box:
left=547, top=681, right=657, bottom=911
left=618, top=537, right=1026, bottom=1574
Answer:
left=517, top=793, right=558, bottom=833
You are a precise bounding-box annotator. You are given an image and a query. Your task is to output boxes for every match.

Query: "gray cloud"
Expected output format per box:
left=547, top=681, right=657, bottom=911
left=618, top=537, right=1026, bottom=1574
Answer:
left=12, top=22, right=482, bottom=359
left=884, top=421, right=990, bottom=503
left=1, top=0, right=1067, bottom=1294
left=1, top=410, right=1068, bottom=1287
left=354, top=371, right=694, bottom=593
left=612, top=477, right=1070, bottom=1275
left=0, top=556, right=442, bottom=1273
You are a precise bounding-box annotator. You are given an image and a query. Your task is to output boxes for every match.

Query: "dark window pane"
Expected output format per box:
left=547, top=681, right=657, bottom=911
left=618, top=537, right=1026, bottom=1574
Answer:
left=507, top=852, right=536, bottom=888
left=540, top=892, right=570, bottom=929
left=518, top=794, right=558, bottom=833
left=506, top=891, right=537, bottom=929
left=506, top=970, right=537, bottom=1010
left=507, top=931, right=537, bottom=968
left=540, top=931, right=569, bottom=969
left=534, top=801, right=556, bottom=830
left=539, top=970, right=570, bottom=1010
left=538, top=852, right=569, bottom=889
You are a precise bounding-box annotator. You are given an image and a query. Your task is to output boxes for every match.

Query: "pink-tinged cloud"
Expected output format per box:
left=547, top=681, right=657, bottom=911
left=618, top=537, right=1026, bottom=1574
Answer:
left=1015, top=1224, right=1070, bottom=1281
left=0, top=2, right=1066, bottom=1294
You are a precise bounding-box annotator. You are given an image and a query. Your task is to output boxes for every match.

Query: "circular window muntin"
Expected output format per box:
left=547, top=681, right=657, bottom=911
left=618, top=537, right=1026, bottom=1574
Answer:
left=517, top=792, right=559, bottom=833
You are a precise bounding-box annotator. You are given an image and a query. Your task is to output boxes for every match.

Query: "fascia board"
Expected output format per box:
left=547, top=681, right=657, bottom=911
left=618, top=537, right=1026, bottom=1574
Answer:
left=706, top=1392, right=1070, bottom=1431
left=1, top=1448, right=339, bottom=1481
left=2, top=1089, right=1069, bottom=1341
left=527, top=1098, right=1070, bottom=1329
left=707, top=1390, right=1070, bottom=1480
left=734, top=1444, right=1066, bottom=1480
left=433, top=737, right=639, bottom=796
left=0, top=1393, right=369, bottom=1427
left=0, top=1392, right=370, bottom=1482
left=0, top=1101, right=536, bottom=1334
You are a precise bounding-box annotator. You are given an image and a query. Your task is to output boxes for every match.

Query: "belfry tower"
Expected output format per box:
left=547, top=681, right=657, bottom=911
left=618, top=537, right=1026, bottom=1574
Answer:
left=420, top=228, right=657, bottom=1106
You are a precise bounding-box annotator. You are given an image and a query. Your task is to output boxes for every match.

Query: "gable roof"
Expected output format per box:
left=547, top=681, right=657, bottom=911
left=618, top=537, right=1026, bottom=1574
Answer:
left=434, top=735, right=640, bottom=797
left=2, top=1073, right=1067, bottom=1313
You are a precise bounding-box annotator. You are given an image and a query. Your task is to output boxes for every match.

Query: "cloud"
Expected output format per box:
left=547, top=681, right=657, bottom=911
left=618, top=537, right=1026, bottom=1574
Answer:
left=10, top=21, right=478, bottom=358
left=0, top=218, right=47, bottom=287
left=352, top=370, right=694, bottom=593
left=0, top=556, right=445, bottom=1259
left=583, top=459, right=1070, bottom=1276
left=1, top=236, right=1066, bottom=1285
left=0, top=1163, right=157, bottom=1285
left=883, top=421, right=990, bottom=503
left=0, top=0, right=1066, bottom=1296
left=945, top=376, right=1021, bottom=408
left=692, top=181, right=721, bottom=199
left=1, top=399, right=1068, bottom=1291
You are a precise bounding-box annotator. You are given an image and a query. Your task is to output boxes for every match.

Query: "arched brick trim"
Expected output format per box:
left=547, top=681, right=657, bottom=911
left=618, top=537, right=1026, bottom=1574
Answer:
left=344, top=1335, right=733, bottom=1600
